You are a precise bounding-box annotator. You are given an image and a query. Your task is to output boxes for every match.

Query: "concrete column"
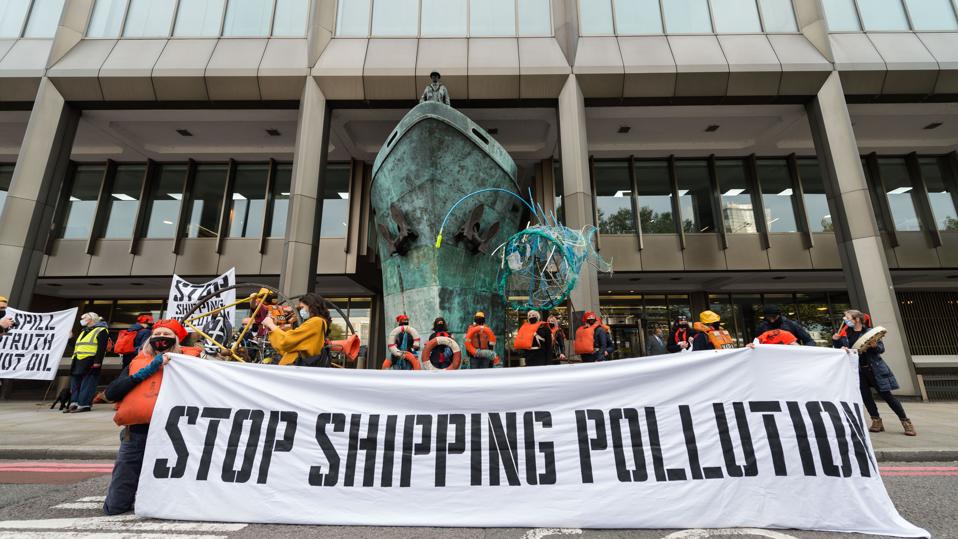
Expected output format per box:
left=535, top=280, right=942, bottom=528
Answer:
left=558, top=74, right=600, bottom=315
left=0, top=78, right=79, bottom=306
left=279, top=77, right=329, bottom=299
left=806, top=72, right=918, bottom=396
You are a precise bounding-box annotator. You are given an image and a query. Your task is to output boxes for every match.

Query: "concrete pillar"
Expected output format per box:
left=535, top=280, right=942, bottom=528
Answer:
left=279, top=77, right=328, bottom=299
left=558, top=74, right=600, bottom=316
left=0, top=78, right=79, bottom=306
left=806, top=72, right=918, bottom=396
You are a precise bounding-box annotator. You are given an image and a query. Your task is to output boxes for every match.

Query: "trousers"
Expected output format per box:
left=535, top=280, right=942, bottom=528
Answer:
left=860, top=368, right=907, bottom=420
left=103, top=427, right=148, bottom=515
left=70, top=369, right=100, bottom=407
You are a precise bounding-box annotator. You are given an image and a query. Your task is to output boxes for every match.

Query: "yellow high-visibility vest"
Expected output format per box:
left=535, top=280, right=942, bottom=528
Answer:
left=73, top=326, right=106, bottom=359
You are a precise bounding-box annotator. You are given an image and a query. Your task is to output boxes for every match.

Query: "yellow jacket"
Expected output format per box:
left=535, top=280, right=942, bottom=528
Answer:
left=269, top=316, right=328, bottom=365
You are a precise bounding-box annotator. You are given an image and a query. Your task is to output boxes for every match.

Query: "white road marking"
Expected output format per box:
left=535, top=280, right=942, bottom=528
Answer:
left=52, top=503, right=102, bottom=510
left=75, top=497, right=106, bottom=502
left=661, top=529, right=800, bottom=539
left=0, top=533, right=228, bottom=539
left=522, top=528, right=583, bottom=539
left=0, top=514, right=247, bottom=532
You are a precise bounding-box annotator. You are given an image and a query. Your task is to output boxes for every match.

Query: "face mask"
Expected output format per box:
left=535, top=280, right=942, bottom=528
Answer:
left=79, top=319, right=89, bottom=327
left=150, top=336, right=175, bottom=352
left=436, top=323, right=446, bottom=331
left=549, top=322, right=556, bottom=328
left=299, top=308, right=310, bottom=320
left=474, top=318, right=484, bottom=325
left=844, top=319, right=855, bottom=328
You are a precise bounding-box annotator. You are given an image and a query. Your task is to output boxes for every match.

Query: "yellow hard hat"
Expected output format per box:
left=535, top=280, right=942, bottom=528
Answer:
left=474, top=311, right=485, bottom=318
left=699, top=310, right=721, bottom=324
left=0, top=296, right=7, bottom=303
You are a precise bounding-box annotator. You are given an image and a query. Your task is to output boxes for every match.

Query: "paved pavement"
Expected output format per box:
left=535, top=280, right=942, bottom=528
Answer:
left=2, top=400, right=956, bottom=461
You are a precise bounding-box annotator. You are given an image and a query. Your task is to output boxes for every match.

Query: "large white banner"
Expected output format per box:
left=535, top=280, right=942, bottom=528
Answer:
left=0, top=307, right=78, bottom=380
left=137, top=346, right=927, bottom=537
left=166, top=269, right=235, bottom=331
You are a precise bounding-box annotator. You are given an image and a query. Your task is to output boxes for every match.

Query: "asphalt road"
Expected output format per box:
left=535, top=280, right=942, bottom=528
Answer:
left=0, top=460, right=954, bottom=539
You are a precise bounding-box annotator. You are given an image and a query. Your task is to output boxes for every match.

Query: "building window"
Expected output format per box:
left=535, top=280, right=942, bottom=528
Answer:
left=674, top=160, right=715, bottom=233
left=268, top=164, right=292, bottom=238
left=709, top=0, right=762, bottom=33
left=797, top=160, right=832, bottom=233
left=222, top=0, right=273, bottom=36
left=715, top=160, right=757, bottom=234
left=145, top=164, right=185, bottom=239
left=173, top=0, right=226, bottom=36
left=336, top=0, right=550, bottom=37
left=821, top=0, right=861, bottom=31
left=186, top=165, right=227, bottom=238
left=662, top=0, right=712, bottom=33
left=336, top=0, right=371, bottom=36
left=594, top=161, right=635, bottom=234
left=579, top=0, right=615, bottom=34
left=321, top=164, right=350, bottom=238
left=87, top=0, right=128, bottom=37
left=470, top=0, right=517, bottom=36
left=634, top=161, right=675, bottom=234
left=227, top=164, right=268, bottom=238
left=272, top=0, right=309, bottom=36
left=59, top=165, right=104, bottom=240
left=22, top=0, right=64, bottom=38
left=877, top=158, right=921, bottom=232
left=518, top=0, right=552, bottom=35
left=0, top=164, right=12, bottom=217
left=0, top=0, right=32, bottom=38
left=858, top=0, right=910, bottom=31
left=103, top=165, right=145, bottom=239
left=898, top=291, right=958, bottom=355
left=904, top=0, right=958, bottom=31
left=920, top=157, right=958, bottom=231
left=371, top=0, right=418, bottom=36
left=420, top=0, right=467, bottom=36
left=122, top=0, right=175, bottom=37
left=756, top=159, right=798, bottom=233
left=613, top=0, right=663, bottom=34
left=758, top=0, right=798, bottom=32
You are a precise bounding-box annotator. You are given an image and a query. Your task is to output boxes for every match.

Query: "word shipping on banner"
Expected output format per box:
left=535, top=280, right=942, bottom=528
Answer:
left=137, top=347, right=927, bottom=537
left=166, top=269, right=235, bottom=331
left=0, top=307, right=78, bottom=380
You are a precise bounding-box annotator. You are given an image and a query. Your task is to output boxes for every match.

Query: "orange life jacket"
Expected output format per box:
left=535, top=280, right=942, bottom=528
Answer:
left=757, top=329, right=797, bottom=345
left=465, top=324, right=496, bottom=357
left=574, top=323, right=598, bottom=355
left=514, top=321, right=545, bottom=350
left=693, top=322, right=735, bottom=349
left=113, top=347, right=200, bottom=427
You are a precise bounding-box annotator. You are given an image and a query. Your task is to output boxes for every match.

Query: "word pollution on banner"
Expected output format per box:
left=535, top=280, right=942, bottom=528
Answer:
left=137, top=346, right=928, bottom=537
left=0, top=307, right=78, bottom=380
left=166, top=268, right=235, bottom=331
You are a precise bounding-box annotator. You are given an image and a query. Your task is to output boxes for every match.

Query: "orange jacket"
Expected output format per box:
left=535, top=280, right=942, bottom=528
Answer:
left=465, top=324, right=496, bottom=357
left=514, top=321, right=545, bottom=350
left=113, top=347, right=200, bottom=426
left=757, top=329, right=797, bottom=345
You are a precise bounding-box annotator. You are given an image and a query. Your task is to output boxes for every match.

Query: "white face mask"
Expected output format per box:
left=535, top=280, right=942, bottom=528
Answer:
left=80, top=319, right=90, bottom=327
left=299, top=307, right=310, bottom=320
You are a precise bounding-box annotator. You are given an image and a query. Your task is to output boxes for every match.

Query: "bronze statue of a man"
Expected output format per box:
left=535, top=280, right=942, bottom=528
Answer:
left=420, top=71, right=450, bottom=106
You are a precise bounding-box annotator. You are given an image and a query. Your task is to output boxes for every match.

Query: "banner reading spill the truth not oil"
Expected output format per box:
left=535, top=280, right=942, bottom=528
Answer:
left=0, top=307, right=77, bottom=380
left=136, top=346, right=927, bottom=537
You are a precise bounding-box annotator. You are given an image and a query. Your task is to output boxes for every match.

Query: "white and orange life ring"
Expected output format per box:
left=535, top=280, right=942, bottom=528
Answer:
left=381, top=351, right=421, bottom=370
left=387, top=325, right=420, bottom=358
left=421, top=336, right=461, bottom=370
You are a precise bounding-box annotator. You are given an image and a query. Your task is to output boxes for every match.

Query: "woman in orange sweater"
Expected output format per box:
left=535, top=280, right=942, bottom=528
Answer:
left=262, top=292, right=330, bottom=365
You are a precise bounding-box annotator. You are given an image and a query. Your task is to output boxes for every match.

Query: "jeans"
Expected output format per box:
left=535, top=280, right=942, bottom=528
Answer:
left=103, top=427, right=148, bottom=515
left=70, top=370, right=100, bottom=407
left=860, top=368, right=908, bottom=420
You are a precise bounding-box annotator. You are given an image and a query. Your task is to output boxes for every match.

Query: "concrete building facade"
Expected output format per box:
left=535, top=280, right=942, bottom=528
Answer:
left=3, top=0, right=958, bottom=397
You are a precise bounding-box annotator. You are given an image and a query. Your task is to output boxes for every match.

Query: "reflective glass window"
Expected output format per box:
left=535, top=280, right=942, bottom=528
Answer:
left=821, top=0, right=860, bottom=31
left=710, top=0, right=761, bottom=33
left=635, top=161, right=675, bottom=233
left=756, top=159, right=798, bottom=233
left=60, top=165, right=104, bottom=239
left=228, top=164, right=268, bottom=238
left=798, top=160, right=832, bottom=233
left=87, top=0, right=128, bottom=37
left=470, top=0, right=516, bottom=36
left=222, top=0, right=273, bottom=36
left=0, top=0, right=31, bottom=38
left=662, top=0, right=712, bottom=33
left=371, top=0, right=417, bottom=36
left=336, top=0, right=370, bottom=36
left=145, top=164, right=185, bottom=239
left=269, top=164, right=292, bottom=237
left=904, top=0, right=958, bottom=31
left=0, top=165, right=12, bottom=217
left=112, top=300, right=163, bottom=331
left=553, top=161, right=564, bottom=224
left=594, top=162, right=635, bottom=234
left=420, top=0, right=467, bottom=35
left=579, top=0, right=614, bottom=34
left=103, top=165, right=144, bottom=239
left=716, top=160, right=757, bottom=234
left=326, top=297, right=349, bottom=340
left=675, top=160, right=715, bottom=232
left=920, top=157, right=958, bottom=231
left=794, top=292, right=832, bottom=346
left=613, top=0, right=663, bottom=34
left=518, top=0, right=552, bottom=35
left=173, top=0, right=225, bottom=36
left=858, top=0, right=909, bottom=31
left=22, top=0, right=64, bottom=38
left=187, top=165, right=227, bottom=238
left=758, top=0, right=797, bottom=32
left=321, top=164, right=350, bottom=238
left=122, top=0, right=175, bottom=36
left=272, top=0, right=308, bottom=36
left=878, top=158, right=921, bottom=232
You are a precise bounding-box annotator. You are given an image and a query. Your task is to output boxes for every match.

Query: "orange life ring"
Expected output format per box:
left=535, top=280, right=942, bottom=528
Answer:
left=381, top=351, right=421, bottom=370
left=422, top=336, right=461, bottom=370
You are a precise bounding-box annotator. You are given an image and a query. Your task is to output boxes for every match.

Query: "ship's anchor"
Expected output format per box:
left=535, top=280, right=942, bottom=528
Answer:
left=454, top=204, right=499, bottom=255
left=378, top=203, right=418, bottom=256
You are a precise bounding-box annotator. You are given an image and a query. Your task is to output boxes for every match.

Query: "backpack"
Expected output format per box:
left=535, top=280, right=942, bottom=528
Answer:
left=114, top=329, right=138, bottom=355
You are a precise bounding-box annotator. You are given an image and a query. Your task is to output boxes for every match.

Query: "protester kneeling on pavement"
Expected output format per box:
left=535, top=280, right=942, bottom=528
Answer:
left=102, top=319, right=199, bottom=515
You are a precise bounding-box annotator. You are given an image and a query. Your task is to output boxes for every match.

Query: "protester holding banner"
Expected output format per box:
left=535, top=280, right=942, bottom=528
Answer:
left=102, top=319, right=198, bottom=515
left=691, top=311, right=735, bottom=350
left=66, top=312, right=110, bottom=413
left=262, top=293, right=329, bottom=365
left=666, top=315, right=694, bottom=353
left=833, top=309, right=916, bottom=436
left=757, top=305, right=816, bottom=346
left=0, top=296, right=12, bottom=336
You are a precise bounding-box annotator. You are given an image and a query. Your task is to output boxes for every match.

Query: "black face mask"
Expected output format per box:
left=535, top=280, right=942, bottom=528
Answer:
left=549, top=322, right=556, bottom=328
left=474, top=318, right=484, bottom=325
left=435, top=324, right=446, bottom=332
left=150, top=336, right=176, bottom=352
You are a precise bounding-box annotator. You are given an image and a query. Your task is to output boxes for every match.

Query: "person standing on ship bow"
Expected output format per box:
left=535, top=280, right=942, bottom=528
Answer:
left=420, top=71, right=450, bottom=106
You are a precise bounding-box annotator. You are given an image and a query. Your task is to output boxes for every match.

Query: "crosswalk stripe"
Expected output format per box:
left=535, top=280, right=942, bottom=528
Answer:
left=52, top=503, right=102, bottom=510
left=0, top=515, right=247, bottom=532
left=75, top=497, right=106, bottom=502
left=0, top=532, right=229, bottom=539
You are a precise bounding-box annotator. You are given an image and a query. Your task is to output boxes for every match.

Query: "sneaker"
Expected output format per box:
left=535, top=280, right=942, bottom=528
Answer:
left=63, top=403, right=78, bottom=414
left=73, top=406, right=92, bottom=413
